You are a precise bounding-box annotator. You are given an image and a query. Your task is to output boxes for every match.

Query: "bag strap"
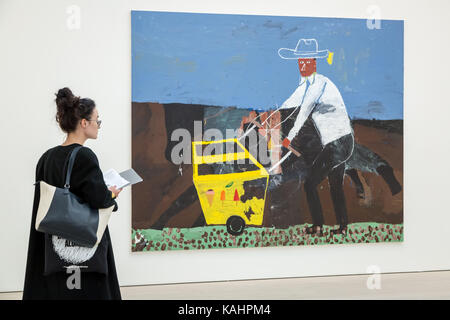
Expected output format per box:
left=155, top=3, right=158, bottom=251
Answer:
left=64, top=145, right=83, bottom=189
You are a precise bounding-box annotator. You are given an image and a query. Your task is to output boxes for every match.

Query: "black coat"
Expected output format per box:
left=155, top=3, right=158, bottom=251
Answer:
left=23, top=143, right=121, bottom=300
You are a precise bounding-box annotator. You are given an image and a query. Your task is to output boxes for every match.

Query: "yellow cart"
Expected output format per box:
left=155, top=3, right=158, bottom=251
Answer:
left=192, top=138, right=269, bottom=235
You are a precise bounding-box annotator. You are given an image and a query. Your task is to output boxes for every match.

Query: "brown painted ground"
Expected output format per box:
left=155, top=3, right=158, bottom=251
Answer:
left=132, top=102, right=403, bottom=230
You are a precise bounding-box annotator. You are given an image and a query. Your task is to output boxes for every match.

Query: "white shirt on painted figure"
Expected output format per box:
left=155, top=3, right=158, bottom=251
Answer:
left=281, top=73, right=352, bottom=146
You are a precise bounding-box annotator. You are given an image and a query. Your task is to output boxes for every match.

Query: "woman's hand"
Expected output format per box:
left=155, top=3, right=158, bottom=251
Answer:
left=108, top=185, right=123, bottom=198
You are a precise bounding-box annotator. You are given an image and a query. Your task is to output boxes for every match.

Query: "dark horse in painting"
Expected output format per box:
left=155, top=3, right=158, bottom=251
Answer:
left=150, top=105, right=402, bottom=231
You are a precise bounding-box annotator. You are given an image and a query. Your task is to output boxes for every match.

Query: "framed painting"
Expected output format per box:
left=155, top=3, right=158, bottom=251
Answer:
left=131, top=11, right=403, bottom=251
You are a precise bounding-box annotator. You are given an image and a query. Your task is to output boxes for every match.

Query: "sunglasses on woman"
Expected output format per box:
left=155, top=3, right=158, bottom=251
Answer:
left=85, top=119, right=102, bottom=128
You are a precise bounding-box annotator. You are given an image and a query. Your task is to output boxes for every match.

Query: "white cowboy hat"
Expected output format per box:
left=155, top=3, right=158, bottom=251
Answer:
left=278, top=38, right=329, bottom=59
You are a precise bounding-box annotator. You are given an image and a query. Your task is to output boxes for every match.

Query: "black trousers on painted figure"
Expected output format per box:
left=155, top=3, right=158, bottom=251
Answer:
left=304, top=133, right=354, bottom=228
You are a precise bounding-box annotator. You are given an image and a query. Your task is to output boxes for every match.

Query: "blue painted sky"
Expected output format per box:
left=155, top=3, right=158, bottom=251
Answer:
left=132, top=11, right=403, bottom=120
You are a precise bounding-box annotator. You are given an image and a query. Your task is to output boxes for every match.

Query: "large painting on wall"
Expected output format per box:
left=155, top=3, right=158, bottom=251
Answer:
left=131, top=11, right=403, bottom=251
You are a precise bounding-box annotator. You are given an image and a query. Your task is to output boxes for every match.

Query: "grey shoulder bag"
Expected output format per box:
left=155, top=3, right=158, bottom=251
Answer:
left=34, top=145, right=114, bottom=248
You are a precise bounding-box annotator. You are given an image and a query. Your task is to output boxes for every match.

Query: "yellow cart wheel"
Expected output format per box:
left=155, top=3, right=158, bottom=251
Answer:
left=226, top=216, right=246, bottom=236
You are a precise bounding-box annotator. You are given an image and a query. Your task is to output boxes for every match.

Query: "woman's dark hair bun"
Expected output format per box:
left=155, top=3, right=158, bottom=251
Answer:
left=55, top=87, right=79, bottom=110
left=55, top=87, right=95, bottom=133
left=56, top=87, right=73, bottom=101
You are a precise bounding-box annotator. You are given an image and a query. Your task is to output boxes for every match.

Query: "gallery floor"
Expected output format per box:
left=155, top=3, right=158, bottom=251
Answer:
left=1, top=270, right=450, bottom=299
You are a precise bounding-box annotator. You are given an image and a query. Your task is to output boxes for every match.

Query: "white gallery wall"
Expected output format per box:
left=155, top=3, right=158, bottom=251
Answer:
left=1, top=0, right=449, bottom=292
